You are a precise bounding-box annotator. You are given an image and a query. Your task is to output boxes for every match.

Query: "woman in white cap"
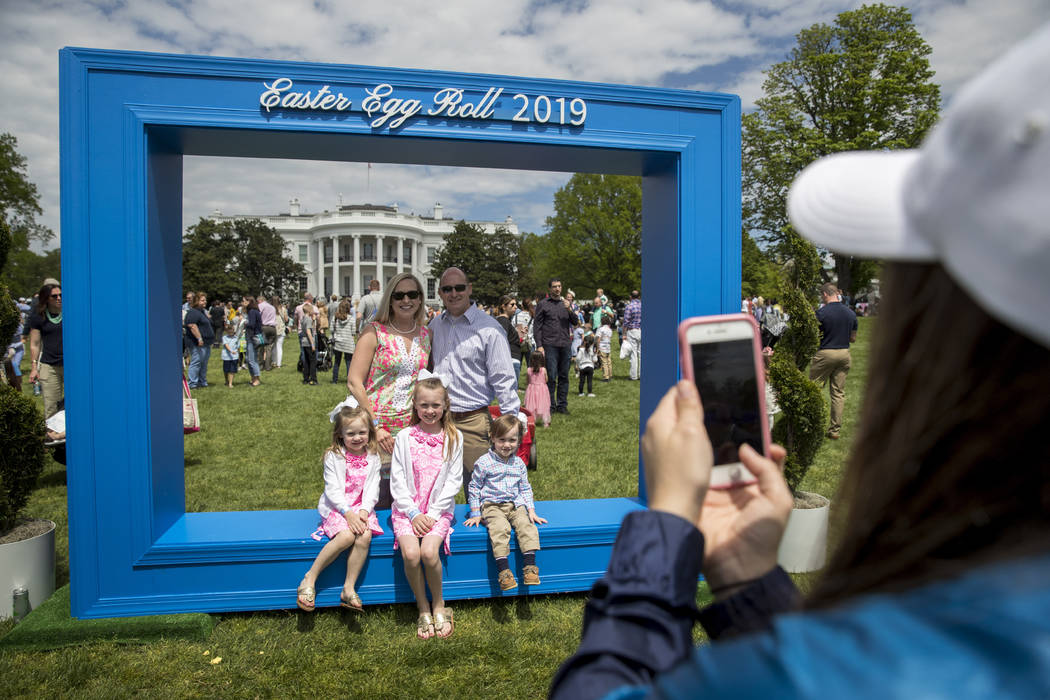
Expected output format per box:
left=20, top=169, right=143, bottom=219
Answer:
left=552, top=24, right=1050, bottom=700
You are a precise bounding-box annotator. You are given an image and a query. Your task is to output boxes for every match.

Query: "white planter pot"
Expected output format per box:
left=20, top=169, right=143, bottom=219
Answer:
left=777, top=493, right=830, bottom=573
left=0, top=520, right=56, bottom=619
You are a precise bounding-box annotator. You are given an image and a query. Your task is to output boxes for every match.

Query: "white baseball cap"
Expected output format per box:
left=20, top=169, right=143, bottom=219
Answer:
left=788, top=23, right=1050, bottom=349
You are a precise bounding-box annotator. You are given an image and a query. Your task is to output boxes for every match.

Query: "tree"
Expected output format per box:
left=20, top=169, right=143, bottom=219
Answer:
left=543, top=173, right=641, bottom=300
left=182, top=218, right=306, bottom=301
left=743, top=4, right=939, bottom=295
left=1, top=133, right=59, bottom=296
left=432, top=220, right=521, bottom=306
left=741, top=230, right=780, bottom=300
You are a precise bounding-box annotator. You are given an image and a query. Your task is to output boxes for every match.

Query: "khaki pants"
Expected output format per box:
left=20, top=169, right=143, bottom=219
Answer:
left=39, top=362, right=65, bottom=419
left=599, top=350, right=612, bottom=379
left=453, top=409, right=492, bottom=486
left=809, top=348, right=851, bottom=436
left=481, top=502, right=540, bottom=558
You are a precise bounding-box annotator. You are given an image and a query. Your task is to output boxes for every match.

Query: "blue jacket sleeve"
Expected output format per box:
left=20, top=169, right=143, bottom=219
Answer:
left=549, top=510, right=800, bottom=700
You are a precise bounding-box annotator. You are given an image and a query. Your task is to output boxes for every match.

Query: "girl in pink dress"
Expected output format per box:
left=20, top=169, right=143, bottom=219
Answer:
left=390, top=374, right=463, bottom=640
left=296, top=405, right=383, bottom=613
left=524, top=351, right=552, bottom=427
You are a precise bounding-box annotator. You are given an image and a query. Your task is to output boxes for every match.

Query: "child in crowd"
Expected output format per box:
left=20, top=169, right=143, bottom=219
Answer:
left=297, top=404, right=384, bottom=613
left=464, top=414, right=547, bottom=591
left=390, top=373, right=463, bottom=640
left=570, top=323, right=585, bottom=377
left=523, top=351, right=551, bottom=428
left=221, top=323, right=239, bottom=388
left=576, top=335, right=598, bottom=397
left=596, top=316, right=613, bottom=381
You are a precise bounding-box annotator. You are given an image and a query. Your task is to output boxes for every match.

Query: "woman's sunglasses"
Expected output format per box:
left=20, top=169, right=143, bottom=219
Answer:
left=391, top=290, right=421, bottom=301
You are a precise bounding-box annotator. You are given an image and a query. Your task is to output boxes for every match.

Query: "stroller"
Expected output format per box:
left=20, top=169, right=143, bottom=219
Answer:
left=315, top=332, right=333, bottom=372
left=297, top=332, right=333, bottom=373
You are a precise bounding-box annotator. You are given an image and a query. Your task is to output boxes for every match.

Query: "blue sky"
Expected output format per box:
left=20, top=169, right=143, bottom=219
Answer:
left=2, top=0, right=1048, bottom=243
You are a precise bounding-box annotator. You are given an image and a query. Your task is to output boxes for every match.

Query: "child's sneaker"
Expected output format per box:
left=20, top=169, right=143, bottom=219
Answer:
left=498, top=569, right=518, bottom=591
left=523, top=565, right=541, bottom=586
left=587, top=393, right=596, bottom=397
left=578, top=392, right=584, bottom=397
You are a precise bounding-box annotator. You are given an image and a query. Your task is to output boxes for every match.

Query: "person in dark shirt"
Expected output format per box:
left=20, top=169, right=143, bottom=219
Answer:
left=809, top=282, right=858, bottom=439
left=533, top=278, right=579, bottom=415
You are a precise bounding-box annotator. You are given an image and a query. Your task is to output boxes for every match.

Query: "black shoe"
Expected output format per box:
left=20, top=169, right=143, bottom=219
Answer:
left=556, top=407, right=570, bottom=415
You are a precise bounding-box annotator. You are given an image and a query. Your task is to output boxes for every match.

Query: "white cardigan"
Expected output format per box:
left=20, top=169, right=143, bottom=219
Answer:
left=317, top=449, right=382, bottom=520
left=389, top=426, right=463, bottom=521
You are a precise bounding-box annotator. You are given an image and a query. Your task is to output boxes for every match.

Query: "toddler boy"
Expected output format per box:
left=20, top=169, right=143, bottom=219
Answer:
left=465, top=414, right=547, bottom=590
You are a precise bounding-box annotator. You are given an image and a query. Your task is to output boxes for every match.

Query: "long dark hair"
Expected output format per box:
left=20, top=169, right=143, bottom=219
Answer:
left=808, top=263, right=1050, bottom=608
left=35, top=284, right=59, bottom=314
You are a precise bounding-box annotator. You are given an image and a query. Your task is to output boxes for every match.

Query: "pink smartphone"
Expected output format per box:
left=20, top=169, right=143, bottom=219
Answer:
left=678, top=314, right=771, bottom=489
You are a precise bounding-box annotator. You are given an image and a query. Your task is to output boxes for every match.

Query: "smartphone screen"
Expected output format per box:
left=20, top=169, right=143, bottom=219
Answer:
left=690, top=338, right=764, bottom=467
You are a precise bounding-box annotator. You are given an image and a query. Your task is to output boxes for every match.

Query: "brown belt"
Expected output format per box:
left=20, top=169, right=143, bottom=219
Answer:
left=451, top=407, right=489, bottom=420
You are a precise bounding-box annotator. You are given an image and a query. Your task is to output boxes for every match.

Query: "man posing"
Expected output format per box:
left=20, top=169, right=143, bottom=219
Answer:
left=809, top=282, right=858, bottom=440
left=534, top=278, right=579, bottom=415
left=429, top=267, right=522, bottom=484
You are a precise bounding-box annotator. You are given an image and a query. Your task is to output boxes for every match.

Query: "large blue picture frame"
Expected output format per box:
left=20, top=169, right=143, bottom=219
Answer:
left=59, top=48, right=740, bottom=618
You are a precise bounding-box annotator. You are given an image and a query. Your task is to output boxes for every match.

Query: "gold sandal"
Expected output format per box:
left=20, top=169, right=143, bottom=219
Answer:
left=340, top=591, right=364, bottom=612
left=434, top=608, right=454, bottom=638
left=296, top=584, right=316, bottom=612
left=416, top=612, right=434, bottom=640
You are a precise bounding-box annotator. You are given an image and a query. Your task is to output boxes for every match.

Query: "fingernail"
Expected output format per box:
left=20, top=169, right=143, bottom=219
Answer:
left=677, top=380, right=693, bottom=399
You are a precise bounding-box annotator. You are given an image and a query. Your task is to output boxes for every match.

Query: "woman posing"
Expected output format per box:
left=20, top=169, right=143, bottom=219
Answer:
left=347, top=272, right=431, bottom=509
left=271, top=295, right=288, bottom=368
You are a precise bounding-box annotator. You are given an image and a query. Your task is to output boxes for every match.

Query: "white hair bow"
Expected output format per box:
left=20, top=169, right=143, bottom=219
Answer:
left=328, top=395, right=360, bottom=422
left=417, top=368, right=450, bottom=388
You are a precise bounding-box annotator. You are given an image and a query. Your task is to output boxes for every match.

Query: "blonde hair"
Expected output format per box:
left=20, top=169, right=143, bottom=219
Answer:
left=410, top=377, right=461, bottom=460
left=326, top=406, right=378, bottom=458
left=490, top=413, right=523, bottom=445
left=374, top=272, right=426, bottom=327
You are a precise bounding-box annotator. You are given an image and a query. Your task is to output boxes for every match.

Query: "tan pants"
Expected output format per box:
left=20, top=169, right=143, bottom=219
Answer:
left=809, top=348, right=851, bottom=436
left=481, top=502, right=540, bottom=558
left=599, top=350, right=612, bottom=379
left=39, top=362, right=65, bottom=419
left=453, top=409, right=492, bottom=486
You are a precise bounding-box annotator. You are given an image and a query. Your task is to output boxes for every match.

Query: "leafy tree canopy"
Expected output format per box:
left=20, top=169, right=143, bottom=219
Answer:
left=1, top=133, right=59, bottom=296
left=744, top=3, right=939, bottom=296
left=183, top=218, right=306, bottom=302
left=432, top=220, right=521, bottom=307
left=541, top=173, right=641, bottom=301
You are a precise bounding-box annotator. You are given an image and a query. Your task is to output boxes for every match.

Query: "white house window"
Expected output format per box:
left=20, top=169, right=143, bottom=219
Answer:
left=403, top=243, right=412, bottom=264
left=362, top=243, right=374, bottom=261
left=298, top=244, right=308, bottom=262
left=427, top=278, right=436, bottom=298
left=427, top=247, right=436, bottom=264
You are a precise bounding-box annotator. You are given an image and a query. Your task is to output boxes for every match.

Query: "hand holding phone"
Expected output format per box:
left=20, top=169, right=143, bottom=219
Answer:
left=678, top=314, right=771, bottom=489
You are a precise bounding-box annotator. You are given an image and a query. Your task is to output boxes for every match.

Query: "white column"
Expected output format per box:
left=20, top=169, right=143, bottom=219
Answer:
left=332, top=234, right=341, bottom=297
left=376, top=233, right=385, bottom=286
left=313, top=238, right=322, bottom=297
left=397, top=235, right=405, bottom=274
left=352, top=234, right=361, bottom=298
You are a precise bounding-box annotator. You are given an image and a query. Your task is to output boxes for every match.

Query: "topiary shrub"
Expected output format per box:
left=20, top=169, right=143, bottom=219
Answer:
left=768, top=227, right=826, bottom=493
left=0, top=218, right=48, bottom=534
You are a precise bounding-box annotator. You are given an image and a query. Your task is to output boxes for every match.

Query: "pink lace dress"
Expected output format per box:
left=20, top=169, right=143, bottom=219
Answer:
left=524, top=368, right=551, bottom=422
left=391, top=426, right=454, bottom=552
left=315, top=452, right=384, bottom=539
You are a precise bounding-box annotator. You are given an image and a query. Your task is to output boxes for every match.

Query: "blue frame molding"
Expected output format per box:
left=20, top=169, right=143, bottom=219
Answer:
left=59, top=47, right=740, bottom=618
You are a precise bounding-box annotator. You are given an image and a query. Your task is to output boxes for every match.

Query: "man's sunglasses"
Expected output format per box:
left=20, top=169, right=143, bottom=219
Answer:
left=391, top=290, right=421, bottom=301
left=440, top=284, right=468, bottom=294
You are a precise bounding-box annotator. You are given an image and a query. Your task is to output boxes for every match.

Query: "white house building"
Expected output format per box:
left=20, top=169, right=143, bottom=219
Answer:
left=209, top=200, right=519, bottom=304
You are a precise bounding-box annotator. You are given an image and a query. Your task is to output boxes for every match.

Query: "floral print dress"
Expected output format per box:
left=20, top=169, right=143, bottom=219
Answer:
left=366, top=324, right=431, bottom=435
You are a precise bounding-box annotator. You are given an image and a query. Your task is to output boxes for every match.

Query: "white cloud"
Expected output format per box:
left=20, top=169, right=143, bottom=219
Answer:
left=2, top=0, right=1048, bottom=248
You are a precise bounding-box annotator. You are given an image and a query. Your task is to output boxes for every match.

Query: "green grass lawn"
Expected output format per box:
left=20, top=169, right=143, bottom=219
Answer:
left=2, top=320, right=872, bottom=697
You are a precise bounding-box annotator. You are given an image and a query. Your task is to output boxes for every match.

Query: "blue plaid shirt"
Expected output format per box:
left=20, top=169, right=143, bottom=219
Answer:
left=623, top=299, right=642, bottom=330
left=468, top=449, right=535, bottom=516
